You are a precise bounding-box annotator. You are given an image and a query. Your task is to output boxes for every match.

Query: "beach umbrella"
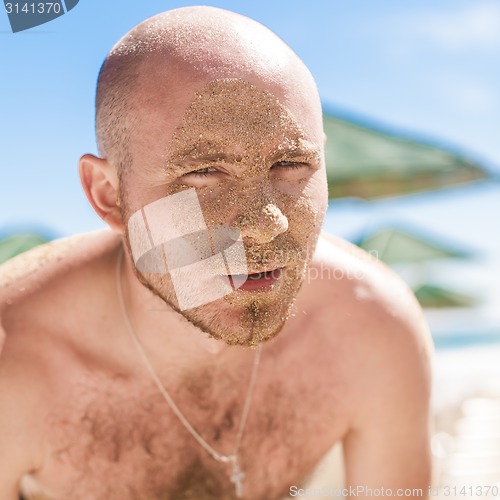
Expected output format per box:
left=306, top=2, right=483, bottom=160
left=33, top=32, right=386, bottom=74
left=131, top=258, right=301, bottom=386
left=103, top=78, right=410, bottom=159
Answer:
left=413, top=283, right=478, bottom=308
left=323, top=113, right=489, bottom=199
left=354, top=226, right=472, bottom=265
left=0, top=233, right=49, bottom=264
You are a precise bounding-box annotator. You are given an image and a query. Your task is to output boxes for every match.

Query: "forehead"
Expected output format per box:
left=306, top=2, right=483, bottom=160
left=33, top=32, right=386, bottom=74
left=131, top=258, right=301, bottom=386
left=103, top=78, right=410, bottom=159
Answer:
left=130, top=67, right=323, bottom=167
left=166, top=79, right=315, bottom=160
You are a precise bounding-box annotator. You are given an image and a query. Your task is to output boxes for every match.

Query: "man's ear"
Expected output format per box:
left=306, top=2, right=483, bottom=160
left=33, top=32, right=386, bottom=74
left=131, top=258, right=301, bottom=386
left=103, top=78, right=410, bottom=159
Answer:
left=79, top=154, right=123, bottom=233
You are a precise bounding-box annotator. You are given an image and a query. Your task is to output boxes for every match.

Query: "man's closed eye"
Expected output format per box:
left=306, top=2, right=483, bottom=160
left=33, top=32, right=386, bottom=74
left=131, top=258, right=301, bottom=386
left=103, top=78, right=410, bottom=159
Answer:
left=185, top=166, right=220, bottom=177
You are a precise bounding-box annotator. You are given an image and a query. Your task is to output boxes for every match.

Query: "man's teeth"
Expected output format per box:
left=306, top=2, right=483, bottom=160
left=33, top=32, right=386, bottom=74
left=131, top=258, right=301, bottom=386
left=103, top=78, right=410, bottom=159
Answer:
left=248, top=271, right=269, bottom=280
left=228, top=270, right=278, bottom=281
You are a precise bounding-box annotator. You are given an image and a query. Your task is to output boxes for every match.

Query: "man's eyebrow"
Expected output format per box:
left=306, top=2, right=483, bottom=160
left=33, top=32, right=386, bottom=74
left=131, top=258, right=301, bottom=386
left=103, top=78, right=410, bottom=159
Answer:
left=272, top=144, right=321, bottom=161
left=172, top=152, right=244, bottom=166
left=164, top=141, right=321, bottom=169
left=164, top=147, right=244, bottom=168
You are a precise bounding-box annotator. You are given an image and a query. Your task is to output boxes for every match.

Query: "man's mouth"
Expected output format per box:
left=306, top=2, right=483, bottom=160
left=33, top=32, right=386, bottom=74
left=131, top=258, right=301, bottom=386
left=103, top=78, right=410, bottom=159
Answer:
left=228, top=268, right=283, bottom=291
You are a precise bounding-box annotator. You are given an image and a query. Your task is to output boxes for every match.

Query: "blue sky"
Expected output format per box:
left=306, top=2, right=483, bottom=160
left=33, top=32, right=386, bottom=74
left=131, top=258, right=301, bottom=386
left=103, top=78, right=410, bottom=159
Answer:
left=1, top=0, right=499, bottom=236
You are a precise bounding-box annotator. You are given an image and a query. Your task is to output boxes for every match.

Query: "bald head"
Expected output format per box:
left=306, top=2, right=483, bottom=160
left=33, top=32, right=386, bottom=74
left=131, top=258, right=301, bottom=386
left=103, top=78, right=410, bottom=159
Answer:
left=95, top=6, right=322, bottom=172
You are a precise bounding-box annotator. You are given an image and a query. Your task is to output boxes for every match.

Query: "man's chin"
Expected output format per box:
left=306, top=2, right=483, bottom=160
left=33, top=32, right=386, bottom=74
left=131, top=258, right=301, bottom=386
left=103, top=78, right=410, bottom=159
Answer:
left=180, top=295, right=293, bottom=347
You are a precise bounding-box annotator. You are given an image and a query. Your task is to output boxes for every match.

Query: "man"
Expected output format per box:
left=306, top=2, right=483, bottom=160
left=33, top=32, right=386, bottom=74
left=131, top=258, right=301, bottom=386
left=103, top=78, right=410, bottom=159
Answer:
left=0, top=6, right=432, bottom=499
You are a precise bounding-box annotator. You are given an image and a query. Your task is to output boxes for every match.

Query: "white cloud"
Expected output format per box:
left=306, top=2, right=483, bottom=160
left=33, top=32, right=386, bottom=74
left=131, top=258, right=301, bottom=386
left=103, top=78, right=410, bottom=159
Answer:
left=417, top=2, right=500, bottom=51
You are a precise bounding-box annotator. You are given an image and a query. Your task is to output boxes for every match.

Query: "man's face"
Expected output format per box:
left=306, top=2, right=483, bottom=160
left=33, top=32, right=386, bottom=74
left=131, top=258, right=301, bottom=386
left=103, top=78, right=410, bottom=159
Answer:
left=120, top=77, right=328, bottom=346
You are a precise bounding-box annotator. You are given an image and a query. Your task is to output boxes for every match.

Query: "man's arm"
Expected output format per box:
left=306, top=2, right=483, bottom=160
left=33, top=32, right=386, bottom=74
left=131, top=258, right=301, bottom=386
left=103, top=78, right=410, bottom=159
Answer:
left=342, top=280, right=433, bottom=497
left=0, top=330, right=43, bottom=499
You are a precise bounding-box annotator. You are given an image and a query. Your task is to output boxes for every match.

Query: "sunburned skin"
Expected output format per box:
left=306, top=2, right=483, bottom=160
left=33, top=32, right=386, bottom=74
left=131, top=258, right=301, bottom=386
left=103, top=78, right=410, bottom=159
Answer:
left=122, top=79, right=328, bottom=347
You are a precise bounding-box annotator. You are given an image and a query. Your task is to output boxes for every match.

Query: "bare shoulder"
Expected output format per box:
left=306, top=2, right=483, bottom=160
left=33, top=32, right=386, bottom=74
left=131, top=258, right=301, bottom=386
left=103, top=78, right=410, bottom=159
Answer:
left=311, top=231, right=423, bottom=311
left=0, top=233, right=86, bottom=290
left=309, top=230, right=433, bottom=383
left=0, top=229, right=120, bottom=308
left=0, top=228, right=122, bottom=387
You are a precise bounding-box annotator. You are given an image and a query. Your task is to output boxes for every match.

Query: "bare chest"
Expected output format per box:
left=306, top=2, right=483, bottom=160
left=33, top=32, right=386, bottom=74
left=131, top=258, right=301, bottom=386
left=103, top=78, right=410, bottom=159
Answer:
left=30, top=349, right=348, bottom=500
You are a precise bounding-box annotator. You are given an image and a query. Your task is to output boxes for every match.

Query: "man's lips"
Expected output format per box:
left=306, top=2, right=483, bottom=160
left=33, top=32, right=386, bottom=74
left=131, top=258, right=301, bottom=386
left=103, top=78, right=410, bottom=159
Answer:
left=227, top=267, right=283, bottom=291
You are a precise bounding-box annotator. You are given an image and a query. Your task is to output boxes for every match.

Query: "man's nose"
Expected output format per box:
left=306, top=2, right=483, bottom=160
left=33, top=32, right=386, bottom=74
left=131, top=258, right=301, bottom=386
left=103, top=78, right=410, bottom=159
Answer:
left=234, top=199, right=289, bottom=244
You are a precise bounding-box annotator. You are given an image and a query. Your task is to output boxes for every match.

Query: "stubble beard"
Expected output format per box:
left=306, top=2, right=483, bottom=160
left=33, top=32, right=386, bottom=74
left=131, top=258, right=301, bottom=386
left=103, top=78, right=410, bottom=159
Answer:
left=130, top=250, right=307, bottom=347
left=122, top=226, right=308, bottom=347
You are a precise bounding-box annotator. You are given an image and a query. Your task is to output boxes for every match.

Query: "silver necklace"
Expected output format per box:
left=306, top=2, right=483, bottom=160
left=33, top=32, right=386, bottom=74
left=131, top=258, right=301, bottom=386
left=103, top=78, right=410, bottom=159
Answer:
left=115, top=247, right=262, bottom=498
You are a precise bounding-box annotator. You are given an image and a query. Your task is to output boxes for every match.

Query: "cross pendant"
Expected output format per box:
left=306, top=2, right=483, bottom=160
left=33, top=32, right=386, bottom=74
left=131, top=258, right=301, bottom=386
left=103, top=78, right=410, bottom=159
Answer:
left=229, top=455, right=245, bottom=498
